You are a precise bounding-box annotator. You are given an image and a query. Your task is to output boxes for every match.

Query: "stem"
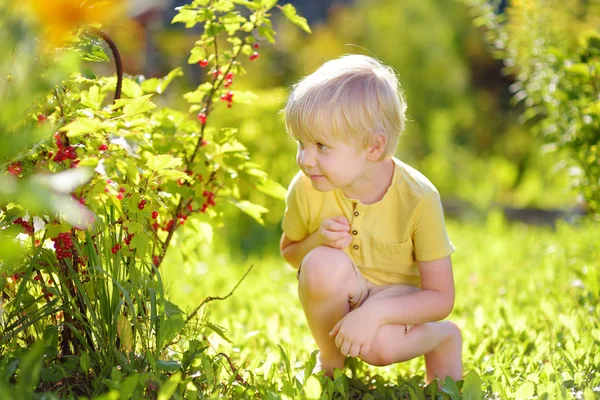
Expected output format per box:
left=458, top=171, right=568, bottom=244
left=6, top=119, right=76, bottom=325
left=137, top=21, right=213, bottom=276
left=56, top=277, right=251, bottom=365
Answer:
left=87, top=27, right=123, bottom=102
left=184, top=264, right=253, bottom=324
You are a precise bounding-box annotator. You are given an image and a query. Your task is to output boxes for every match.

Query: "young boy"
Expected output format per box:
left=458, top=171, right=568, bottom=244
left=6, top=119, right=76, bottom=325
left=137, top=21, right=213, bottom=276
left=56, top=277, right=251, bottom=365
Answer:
left=279, top=54, right=462, bottom=382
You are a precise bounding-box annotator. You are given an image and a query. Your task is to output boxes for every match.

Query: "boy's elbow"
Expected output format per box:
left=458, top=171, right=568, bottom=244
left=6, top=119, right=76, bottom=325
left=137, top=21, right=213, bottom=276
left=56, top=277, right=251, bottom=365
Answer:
left=438, top=294, right=455, bottom=319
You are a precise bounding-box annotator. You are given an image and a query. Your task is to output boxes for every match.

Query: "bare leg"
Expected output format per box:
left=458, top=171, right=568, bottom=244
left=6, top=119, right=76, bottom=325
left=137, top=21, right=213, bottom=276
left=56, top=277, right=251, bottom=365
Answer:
left=298, top=247, right=360, bottom=376
left=360, top=320, right=462, bottom=382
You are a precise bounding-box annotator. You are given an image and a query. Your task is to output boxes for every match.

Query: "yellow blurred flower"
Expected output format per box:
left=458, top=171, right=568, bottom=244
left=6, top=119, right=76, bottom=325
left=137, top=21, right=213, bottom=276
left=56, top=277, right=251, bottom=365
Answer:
left=25, top=0, right=124, bottom=47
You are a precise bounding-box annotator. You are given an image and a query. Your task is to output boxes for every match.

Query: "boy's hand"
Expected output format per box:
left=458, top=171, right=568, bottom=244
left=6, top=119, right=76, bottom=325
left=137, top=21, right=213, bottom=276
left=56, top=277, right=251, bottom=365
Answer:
left=329, top=307, right=379, bottom=358
left=319, top=216, right=351, bottom=249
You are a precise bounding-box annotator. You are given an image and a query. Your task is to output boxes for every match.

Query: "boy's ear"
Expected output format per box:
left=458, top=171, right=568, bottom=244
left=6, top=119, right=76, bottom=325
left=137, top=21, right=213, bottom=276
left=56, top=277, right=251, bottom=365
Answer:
left=366, top=133, right=387, bottom=161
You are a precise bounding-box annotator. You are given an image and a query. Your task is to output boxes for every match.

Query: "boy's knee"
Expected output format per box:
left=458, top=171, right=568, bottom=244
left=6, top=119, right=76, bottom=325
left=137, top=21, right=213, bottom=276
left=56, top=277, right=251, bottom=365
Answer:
left=299, top=246, right=354, bottom=298
left=445, top=321, right=462, bottom=343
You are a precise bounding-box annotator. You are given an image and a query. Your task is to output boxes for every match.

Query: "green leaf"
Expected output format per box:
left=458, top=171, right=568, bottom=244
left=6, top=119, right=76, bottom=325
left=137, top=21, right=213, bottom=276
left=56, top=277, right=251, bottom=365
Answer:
left=164, top=300, right=185, bottom=317
left=440, top=376, right=461, bottom=400
left=188, top=46, right=207, bottom=64
left=305, top=375, right=322, bottom=400
left=62, top=118, right=102, bottom=137
left=205, top=321, right=233, bottom=343
left=129, top=234, right=149, bottom=257
left=255, top=178, right=287, bottom=200
left=227, top=90, right=258, bottom=104
left=279, top=4, right=311, bottom=33
left=172, top=9, right=198, bottom=28
left=231, top=0, right=261, bottom=10
left=121, top=79, right=144, bottom=99
left=116, top=315, right=133, bottom=353
left=146, top=154, right=183, bottom=171
left=114, top=95, right=157, bottom=117
left=80, top=85, right=106, bottom=110
left=157, top=360, right=182, bottom=373
left=462, top=371, right=483, bottom=400
left=80, top=352, right=91, bottom=373
left=229, top=199, right=268, bottom=224
left=261, top=0, right=278, bottom=9
left=157, top=372, right=181, bottom=400
left=160, top=314, right=185, bottom=348
left=119, top=374, right=139, bottom=400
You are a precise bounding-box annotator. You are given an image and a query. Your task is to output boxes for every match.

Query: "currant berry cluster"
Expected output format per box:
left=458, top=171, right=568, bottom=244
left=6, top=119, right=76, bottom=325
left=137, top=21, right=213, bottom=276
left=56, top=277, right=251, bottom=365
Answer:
left=221, top=91, right=234, bottom=108
left=52, top=232, right=74, bottom=259
left=53, top=133, right=77, bottom=163
left=13, top=217, right=34, bottom=235
left=7, top=162, right=23, bottom=176
left=138, top=199, right=146, bottom=210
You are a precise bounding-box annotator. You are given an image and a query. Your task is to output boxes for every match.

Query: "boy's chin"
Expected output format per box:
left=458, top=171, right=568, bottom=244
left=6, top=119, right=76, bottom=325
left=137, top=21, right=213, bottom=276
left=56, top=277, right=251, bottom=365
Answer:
left=310, top=180, right=335, bottom=192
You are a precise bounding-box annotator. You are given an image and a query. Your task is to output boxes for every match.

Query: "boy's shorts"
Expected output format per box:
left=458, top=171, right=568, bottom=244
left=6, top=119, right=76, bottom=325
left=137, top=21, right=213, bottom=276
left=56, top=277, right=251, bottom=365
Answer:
left=297, top=260, right=415, bottom=333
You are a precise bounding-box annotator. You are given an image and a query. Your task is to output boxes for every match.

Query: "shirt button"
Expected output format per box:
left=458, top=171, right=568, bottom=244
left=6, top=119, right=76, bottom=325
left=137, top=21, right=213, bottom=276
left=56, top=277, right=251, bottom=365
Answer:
left=353, top=244, right=359, bottom=250
left=354, top=211, right=359, bottom=216
left=352, top=230, right=358, bottom=235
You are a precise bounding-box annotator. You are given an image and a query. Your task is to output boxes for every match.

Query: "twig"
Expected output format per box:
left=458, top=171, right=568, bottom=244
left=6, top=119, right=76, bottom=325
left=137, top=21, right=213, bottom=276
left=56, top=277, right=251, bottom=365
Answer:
left=185, top=264, right=253, bottom=324
left=87, top=27, right=123, bottom=102
left=216, top=352, right=248, bottom=385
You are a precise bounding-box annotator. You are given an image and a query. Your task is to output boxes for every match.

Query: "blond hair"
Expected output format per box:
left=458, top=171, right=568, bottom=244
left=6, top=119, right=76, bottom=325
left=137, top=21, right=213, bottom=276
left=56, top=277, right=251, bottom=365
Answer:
left=284, top=54, right=407, bottom=158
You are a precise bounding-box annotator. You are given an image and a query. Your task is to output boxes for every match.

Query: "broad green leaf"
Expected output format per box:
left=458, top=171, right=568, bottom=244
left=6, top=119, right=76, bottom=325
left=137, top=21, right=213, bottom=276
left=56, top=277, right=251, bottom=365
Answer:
left=157, top=372, right=181, bottom=400
left=80, top=85, right=106, bottom=110
left=62, top=118, right=102, bottom=137
left=231, top=0, right=261, bottom=10
left=114, top=95, right=157, bottom=117
left=229, top=199, right=268, bottom=224
left=116, top=315, right=133, bottom=353
left=80, top=352, right=90, bottom=373
left=172, top=9, right=198, bottom=28
left=304, top=375, right=322, bottom=400
left=121, top=79, right=144, bottom=99
left=188, top=46, right=207, bottom=64
left=119, top=374, right=139, bottom=400
left=146, top=154, right=183, bottom=171
left=205, top=322, right=233, bottom=343
left=160, top=314, right=185, bottom=347
left=255, top=178, right=287, bottom=200
left=157, top=360, right=182, bottom=373
left=440, top=376, right=461, bottom=400
left=462, top=371, right=483, bottom=400
left=262, top=0, right=278, bottom=9
left=279, top=4, right=311, bottom=33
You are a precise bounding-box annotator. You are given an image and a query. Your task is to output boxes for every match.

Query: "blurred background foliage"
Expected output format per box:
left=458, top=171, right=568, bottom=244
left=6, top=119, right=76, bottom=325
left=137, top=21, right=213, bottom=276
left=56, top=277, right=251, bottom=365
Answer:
left=138, top=0, right=586, bottom=259
left=10, top=0, right=594, bottom=261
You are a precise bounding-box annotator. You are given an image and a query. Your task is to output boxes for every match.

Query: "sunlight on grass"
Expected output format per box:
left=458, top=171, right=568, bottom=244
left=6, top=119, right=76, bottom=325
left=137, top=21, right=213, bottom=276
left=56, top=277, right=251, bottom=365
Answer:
left=162, top=213, right=600, bottom=398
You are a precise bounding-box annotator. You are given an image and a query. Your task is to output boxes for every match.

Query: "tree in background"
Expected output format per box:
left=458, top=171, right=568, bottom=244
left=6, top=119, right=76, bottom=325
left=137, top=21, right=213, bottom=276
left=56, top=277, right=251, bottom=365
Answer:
left=463, top=0, right=600, bottom=213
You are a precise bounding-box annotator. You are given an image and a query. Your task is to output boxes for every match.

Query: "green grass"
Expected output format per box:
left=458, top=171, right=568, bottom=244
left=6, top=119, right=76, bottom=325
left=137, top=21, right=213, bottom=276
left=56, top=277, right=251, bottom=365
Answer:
left=162, top=212, right=600, bottom=399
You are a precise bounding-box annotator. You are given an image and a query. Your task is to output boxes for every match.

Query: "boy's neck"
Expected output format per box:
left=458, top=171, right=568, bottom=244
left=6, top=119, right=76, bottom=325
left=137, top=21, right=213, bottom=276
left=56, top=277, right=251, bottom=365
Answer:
left=341, top=158, right=395, bottom=205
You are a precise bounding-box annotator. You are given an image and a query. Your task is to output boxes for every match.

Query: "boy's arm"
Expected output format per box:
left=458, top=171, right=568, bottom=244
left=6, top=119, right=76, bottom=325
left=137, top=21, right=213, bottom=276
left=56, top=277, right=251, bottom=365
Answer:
left=280, top=232, right=323, bottom=270
left=365, top=256, right=455, bottom=325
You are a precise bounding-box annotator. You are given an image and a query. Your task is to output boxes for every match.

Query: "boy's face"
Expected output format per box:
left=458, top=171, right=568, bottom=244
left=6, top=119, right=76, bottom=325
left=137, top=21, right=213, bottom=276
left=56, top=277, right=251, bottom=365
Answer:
left=294, top=136, right=369, bottom=192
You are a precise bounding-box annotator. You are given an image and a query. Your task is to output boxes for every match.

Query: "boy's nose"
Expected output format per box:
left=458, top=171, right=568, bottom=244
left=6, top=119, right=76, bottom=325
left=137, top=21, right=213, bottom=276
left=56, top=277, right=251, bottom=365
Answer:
left=298, top=150, right=316, bottom=168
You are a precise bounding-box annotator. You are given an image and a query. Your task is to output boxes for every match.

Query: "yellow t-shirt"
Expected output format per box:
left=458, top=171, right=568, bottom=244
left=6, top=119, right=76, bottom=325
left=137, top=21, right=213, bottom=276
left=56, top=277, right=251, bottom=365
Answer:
left=282, top=157, right=455, bottom=287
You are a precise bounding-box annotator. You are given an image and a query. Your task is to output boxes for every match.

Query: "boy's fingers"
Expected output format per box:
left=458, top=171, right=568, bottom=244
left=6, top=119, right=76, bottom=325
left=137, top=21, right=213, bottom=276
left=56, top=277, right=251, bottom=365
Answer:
left=360, top=343, right=371, bottom=357
left=330, top=216, right=349, bottom=225
left=329, top=321, right=341, bottom=337
left=323, top=230, right=350, bottom=242
left=349, top=344, right=361, bottom=358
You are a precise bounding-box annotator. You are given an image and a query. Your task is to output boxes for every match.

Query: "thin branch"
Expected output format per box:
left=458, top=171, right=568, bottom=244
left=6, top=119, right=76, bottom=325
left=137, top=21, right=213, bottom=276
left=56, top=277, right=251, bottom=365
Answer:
left=87, top=27, right=123, bottom=102
left=185, top=264, right=253, bottom=324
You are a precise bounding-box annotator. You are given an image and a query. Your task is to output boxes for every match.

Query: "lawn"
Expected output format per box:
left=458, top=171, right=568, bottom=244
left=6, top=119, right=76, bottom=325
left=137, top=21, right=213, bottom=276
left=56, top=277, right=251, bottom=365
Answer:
left=162, top=213, right=600, bottom=399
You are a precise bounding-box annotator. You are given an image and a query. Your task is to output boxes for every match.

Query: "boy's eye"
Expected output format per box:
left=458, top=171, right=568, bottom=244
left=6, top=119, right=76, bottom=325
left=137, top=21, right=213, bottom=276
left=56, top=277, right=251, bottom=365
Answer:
left=316, top=142, right=328, bottom=150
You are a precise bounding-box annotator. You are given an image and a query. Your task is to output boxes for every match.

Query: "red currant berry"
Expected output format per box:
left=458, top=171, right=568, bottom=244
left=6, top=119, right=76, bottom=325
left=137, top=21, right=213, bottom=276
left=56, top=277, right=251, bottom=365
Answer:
left=250, top=52, right=259, bottom=61
left=199, top=59, right=209, bottom=67
left=198, top=113, right=207, bottom=125
left=253, top=43, right=260, bottom=49
left=152, top=211, right=159, bottom=219
left=116, top=193, right=124, bottom=200
left=98, top=144, right=108, bottom=151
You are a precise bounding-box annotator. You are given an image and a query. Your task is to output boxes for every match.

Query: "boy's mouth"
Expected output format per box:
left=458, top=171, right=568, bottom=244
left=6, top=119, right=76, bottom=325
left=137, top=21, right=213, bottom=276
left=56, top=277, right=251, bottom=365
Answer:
left=309, top=174, right=324, bottom=180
